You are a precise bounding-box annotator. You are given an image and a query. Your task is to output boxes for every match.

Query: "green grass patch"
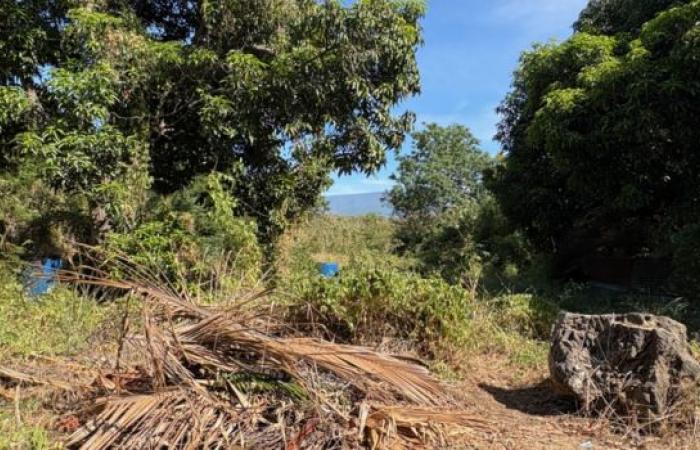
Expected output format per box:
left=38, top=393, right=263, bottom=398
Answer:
left=0, top=398, right=59, bottom=450
left=276, top=214, right=412, bottom=277
left=0, top=266, right=107, bottom=361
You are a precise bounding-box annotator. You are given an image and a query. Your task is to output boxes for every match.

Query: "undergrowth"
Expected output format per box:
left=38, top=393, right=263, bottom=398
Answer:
left=0, top=265, right=108, bottom=362
left=275, top=215, right=562, bottom=372
left=2, top=213, right=697, bottom=447
left=285, top=260, right=555, bottom=371
left=275, top=214, right=412, bottom=277
left=286, top=262, right=472, bottom=348
left=0, top=403, right=58, bottom=450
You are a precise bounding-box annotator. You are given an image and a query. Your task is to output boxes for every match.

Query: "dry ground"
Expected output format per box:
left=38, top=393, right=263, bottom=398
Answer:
left=2, top=352, right=699, bottom=449
left=447, top=354, right=699, bottom=450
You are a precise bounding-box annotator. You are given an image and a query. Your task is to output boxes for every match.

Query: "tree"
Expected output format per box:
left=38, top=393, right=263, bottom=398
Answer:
left=387, top=124, right=528, bottom=285
left=0, top=0, right=425, bottom=248
left=388, top=123, right=491, bottom=222
left=575, top=0, right=685, bottom=34
left=491, top=0, right=700, bottom=267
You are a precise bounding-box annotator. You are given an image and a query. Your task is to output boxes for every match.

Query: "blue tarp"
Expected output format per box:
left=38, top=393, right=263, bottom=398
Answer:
left=319, top=262, right=340, bottom=278
left=26, top=258, right=63, bottom=297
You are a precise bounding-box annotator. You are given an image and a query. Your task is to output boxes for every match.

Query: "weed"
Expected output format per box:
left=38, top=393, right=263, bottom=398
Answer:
left=488, top=293, right=559, bottom=340
left=276, top=214, right=411, bottom=277
left=0, top=265, right=107, bottom=361
left=103, top=174, right=262, bottom=293
left=286, top=261, right=473, bottom=351
left=0, top=400, right=59, bottom=450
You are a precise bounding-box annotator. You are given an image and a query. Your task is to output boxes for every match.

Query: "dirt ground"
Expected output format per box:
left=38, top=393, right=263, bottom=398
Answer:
left=451, top=355, right=700, bottom=450
left=2, top=352, right=698, bottom=449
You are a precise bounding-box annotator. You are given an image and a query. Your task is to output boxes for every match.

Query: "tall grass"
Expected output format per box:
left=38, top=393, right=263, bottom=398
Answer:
left=0, top=264, right=108, bottom=361
left=275, top=214, right=412, bottom=276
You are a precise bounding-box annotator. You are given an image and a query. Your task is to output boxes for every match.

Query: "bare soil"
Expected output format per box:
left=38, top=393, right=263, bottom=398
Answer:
left=452, top=354, right=700, bottom=450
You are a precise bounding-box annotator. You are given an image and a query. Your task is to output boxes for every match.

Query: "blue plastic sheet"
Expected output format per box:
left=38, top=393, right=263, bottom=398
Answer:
left=319, top=262, right=340, bottom=278
left=26, top=258, right=63, bottom=297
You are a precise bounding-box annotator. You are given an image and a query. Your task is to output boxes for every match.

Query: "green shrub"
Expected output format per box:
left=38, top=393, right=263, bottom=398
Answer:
left=0, top=265, right=107, bottom=361
left=489, top=293, right=559, bottom=339
left=0, top=171, right=69, bottom=259
left=396, top=195, right=532, bottom=290
left=286, top=261, right=473, bottom=352
left=103, top=173, right=261, bottom=291
left=285, top=259, right=559, bottom=368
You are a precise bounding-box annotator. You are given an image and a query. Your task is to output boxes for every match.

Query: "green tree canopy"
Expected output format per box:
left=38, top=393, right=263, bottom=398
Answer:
left=491, top=0, right=700, bottom=263
left=575, top=0, right=687, bottom=34
left=388, top=123, right=492, bottom=221
left=386, top=124, right=527, bottom=285
left=1, top=0, right=425, bottom=244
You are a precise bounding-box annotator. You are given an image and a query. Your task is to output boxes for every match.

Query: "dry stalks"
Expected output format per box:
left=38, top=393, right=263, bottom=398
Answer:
left=0, top=261, right=492, bottom=449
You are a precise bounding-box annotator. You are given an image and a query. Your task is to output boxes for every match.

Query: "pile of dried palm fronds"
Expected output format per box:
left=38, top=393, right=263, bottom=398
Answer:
left=0, top=264, right=494, bottom=449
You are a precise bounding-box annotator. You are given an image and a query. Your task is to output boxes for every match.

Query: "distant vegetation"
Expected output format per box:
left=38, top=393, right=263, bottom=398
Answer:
left=1, top=0, right=699, bottom=446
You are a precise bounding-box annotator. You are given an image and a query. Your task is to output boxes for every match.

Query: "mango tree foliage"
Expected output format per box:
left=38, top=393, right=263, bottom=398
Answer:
left=491, top=0, right=700, bottom=262
left=0, top=0, right=424, bottom=245
left=575, top=0, right=686, bottom=34
left=0, top=0, right=66, bottom=86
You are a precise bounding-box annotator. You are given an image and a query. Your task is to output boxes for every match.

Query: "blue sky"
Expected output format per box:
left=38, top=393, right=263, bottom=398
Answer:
left=326, top=0, right=588, bottom=196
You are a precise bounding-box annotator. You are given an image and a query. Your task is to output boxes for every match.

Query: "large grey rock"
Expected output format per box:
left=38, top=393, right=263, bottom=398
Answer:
left=549, top=312, right=700, bottom=428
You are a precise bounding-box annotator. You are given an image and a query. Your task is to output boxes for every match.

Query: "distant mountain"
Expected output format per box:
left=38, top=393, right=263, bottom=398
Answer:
left=325, top=192, right=393, bottom=217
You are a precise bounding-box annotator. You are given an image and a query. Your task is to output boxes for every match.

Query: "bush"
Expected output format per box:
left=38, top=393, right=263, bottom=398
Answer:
left=489, top=293, right=559, bottom=339
left=103, top=173, right=262, bottom=291
left=285, top=261, right=558, bottom=371
left=401, top=195, right=532, bottom=290
left=0, top=264, right=107, bottom=361
left=0, top=171, right=82, bottom=260
left=0, top=136, right=151, bottom=262
left=286, top=261, right=473, bottom=353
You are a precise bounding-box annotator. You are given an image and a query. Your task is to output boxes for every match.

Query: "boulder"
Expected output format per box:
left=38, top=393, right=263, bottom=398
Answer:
left=549, top=312, right=700, bottom=428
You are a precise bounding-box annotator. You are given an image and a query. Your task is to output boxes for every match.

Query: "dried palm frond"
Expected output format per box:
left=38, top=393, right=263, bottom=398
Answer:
left=0, top=367, right=79, bottom=391
left=272, top=338, right=448, bottom=406
left=66, top=390, right=247, bottom=450
left=21, top=263, right=474, bottom=449
left=76, top=272, right=450, bottom=407
left=363, top=406, right=497, bottom=450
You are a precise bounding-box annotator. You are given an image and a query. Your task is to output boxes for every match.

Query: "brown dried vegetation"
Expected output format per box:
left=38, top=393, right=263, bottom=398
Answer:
left=0, top=266, right=487, bottom=449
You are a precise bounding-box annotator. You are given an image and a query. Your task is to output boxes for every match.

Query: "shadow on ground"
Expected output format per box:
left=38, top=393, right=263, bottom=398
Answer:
left=479, top=379, right=577, bottom=416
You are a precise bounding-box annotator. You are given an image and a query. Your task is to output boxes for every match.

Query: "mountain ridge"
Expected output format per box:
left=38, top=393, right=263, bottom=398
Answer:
left=325, top=192, right=392, bottom=217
